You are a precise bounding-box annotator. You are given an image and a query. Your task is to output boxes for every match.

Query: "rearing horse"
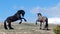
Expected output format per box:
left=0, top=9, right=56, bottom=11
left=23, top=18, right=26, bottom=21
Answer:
left=36, top=13, right=48, bottom=30
left=4, top=10, right=27, bottom=30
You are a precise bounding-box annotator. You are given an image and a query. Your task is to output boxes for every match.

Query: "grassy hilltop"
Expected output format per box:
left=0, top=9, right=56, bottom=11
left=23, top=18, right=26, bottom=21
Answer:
left=0, top=22, right=56, bottom=34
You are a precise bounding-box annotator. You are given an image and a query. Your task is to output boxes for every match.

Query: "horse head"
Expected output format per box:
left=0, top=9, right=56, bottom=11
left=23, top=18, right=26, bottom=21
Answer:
left=18, top=10, right=25, bottom=17
left=37, top=13, right=42, bottom=16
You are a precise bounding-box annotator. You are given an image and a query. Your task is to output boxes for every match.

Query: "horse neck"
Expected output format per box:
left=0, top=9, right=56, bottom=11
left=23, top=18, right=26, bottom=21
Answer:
left=15, top=12, right=20, bottom=15
left=38, top=15, right=42, bottom=17
left=38, top=15, right=42, bottom=20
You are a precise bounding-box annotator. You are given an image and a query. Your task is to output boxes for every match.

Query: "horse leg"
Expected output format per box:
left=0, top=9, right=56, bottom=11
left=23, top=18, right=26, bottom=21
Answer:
left=8, top=21, right=14, bottom=29
left=36, top=20, right=38, bottom=25
left=40, top=22, right=42, bottom=29
left=4, top=20, right=8, bottom=29
left=19, top=19, right=22, bottom=24
left=21, top=18, right=27, bottom=22
left=42, top=22, right=46, bottom=30
left=45, top=18, right=48, bottom=30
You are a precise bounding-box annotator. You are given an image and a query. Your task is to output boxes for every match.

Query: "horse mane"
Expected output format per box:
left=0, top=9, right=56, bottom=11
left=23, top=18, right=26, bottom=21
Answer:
left=14, top=10, right=25, bottom=15
left=37, top=13, right=42, bottom=16
left=18, top=10, right=25, bottom=14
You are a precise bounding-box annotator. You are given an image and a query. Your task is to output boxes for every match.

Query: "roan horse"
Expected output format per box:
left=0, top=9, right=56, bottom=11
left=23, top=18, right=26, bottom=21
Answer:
left=4, top=10, right=27, bottom=30
left=36, top=13, right=48, bottom=30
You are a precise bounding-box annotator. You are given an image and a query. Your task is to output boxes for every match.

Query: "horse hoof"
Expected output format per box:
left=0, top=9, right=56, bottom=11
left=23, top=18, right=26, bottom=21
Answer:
left=46, top=29, right=50, bottom=31
left=19, top=23, right=21, bottom=24
left=19, top=22, right=22, bottom=24
left=9, top=28, right=14, bottom=30
left=35, top=23, right=37, bottom=25
left=42, top=29, right=46, bottom=30
left=9, top=29, right=14, bottom=30
left=40, top=28, right=41, bottom=30
left=24, top=19, right=27, bottom=22
left=5, top=28, right=8, bottom=30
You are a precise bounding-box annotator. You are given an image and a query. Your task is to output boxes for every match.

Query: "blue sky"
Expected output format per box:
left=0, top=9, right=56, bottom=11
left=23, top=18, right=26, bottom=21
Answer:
left=0, top=0, right=60, bottom=24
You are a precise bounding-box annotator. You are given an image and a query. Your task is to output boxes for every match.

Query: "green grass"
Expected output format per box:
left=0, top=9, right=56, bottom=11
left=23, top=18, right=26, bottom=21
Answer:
left=0, top=23, right=56, bottom=34
left=53, top=25, right=60, bottom=34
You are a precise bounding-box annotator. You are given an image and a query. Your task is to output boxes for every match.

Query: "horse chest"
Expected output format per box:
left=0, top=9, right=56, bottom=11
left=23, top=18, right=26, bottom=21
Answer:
left=38, top=16, right=42, bottom=20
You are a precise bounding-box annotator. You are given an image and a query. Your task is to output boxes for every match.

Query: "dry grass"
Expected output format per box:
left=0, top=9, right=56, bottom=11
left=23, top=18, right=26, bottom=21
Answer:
left=0, top=22, right=56, bottom=34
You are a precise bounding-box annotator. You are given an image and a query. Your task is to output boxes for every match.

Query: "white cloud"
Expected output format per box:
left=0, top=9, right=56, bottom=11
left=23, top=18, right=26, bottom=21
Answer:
left=29, top=3, right=60, bottom=24
left=30, top=7, right=40, bottom=13
left=11, top=3, right=60, bottom=24
left=30, top=6, right=47, bottom=14
left=46, top=3, right=60, bottom=17
left=48, top=17, right=60, bottom=24
left=30, top=3, right=60, bottom=17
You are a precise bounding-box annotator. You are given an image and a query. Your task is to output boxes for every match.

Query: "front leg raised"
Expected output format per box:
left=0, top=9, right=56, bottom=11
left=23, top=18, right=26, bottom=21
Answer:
left=19, top=19, right=22, bottom=24
left=21, top=18, right=27, bottom=22
left=19, top=17, right=27, bottom=24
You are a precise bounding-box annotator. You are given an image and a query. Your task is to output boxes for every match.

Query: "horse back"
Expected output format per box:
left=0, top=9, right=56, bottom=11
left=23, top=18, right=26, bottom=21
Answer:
left=7, top=16, right=18, bottom=22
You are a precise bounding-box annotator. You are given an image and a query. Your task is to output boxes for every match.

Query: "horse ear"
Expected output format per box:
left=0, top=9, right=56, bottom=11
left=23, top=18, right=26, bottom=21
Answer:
left=17, top=10, right=23, bottom=13
left=37, top=13, right=42, bottom=16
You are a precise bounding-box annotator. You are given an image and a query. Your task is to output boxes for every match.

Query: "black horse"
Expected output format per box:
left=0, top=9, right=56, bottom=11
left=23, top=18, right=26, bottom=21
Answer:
left=4, top=10, right=27, bottom=30
left=36, top=13, right=48, bottom=30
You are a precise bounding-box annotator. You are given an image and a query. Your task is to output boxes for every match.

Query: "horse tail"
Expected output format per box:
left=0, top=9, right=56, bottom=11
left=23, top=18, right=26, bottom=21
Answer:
left=45, top=17, right=48, bottom=28
left=4, top=19, right=7, bottom=29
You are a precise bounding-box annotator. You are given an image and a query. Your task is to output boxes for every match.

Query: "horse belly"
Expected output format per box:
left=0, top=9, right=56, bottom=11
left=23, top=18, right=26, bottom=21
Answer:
left=10, top=17, right=18, bottom=22
left=12, top=18, right=18, bottom=22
